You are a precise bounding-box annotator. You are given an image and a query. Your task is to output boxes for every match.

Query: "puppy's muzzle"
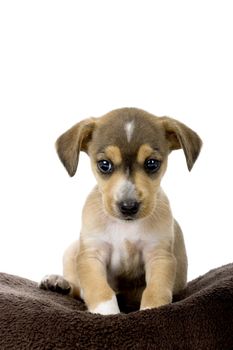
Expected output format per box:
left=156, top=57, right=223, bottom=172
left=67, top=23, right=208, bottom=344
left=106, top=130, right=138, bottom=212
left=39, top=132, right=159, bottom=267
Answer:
left=117, top=200, right=140, bottom=218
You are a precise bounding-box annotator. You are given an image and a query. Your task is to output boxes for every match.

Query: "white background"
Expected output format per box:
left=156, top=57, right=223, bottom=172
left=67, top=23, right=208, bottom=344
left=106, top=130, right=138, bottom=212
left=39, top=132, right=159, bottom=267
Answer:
left=0, top=1, right=232, bottom=283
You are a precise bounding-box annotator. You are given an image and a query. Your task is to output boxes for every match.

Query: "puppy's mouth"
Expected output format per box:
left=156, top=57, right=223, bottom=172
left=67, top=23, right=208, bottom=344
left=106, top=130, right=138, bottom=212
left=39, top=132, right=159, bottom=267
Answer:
left=113, top=213, right=139, bottom=221
left=120, top=215, right=136, bottom=221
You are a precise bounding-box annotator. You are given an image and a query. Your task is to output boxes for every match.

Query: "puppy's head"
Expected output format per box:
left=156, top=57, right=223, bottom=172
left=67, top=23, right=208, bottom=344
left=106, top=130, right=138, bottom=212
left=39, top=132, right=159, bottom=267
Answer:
left=56, top=108, right=202, bottom=221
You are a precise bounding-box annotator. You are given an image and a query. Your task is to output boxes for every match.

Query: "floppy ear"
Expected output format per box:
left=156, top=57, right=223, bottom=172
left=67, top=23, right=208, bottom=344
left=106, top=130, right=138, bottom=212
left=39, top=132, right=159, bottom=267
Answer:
left=161, top=117, right=202, bottom=171
left=56, top=118, right=96, bottom=177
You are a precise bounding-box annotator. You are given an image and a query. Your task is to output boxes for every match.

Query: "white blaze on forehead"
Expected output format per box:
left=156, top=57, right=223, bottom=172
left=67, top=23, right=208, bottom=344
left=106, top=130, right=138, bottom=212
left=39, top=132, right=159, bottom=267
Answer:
left=114, top=178, right=136, bottom=201
left=124, top=121, right=135, bottom=143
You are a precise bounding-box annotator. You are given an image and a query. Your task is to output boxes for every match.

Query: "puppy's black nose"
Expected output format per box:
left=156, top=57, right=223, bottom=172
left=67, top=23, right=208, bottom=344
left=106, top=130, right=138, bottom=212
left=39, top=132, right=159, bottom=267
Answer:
left=118, top=200, right=140, bottom=216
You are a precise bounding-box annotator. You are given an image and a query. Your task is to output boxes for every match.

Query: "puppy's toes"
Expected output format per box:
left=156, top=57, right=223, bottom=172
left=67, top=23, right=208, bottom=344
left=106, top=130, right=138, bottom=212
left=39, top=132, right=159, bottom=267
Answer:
left=39, top=274, right=71, bottom=295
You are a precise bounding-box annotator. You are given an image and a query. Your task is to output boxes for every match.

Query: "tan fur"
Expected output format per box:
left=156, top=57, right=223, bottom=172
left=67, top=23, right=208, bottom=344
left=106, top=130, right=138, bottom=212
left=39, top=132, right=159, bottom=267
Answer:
left=92, top=171, right=127, bottom=218
left=137, top=144, right=162, bottom=164
left=41, top=108, right=201, bottom=314
left=104, top=145, right=122, bottom=165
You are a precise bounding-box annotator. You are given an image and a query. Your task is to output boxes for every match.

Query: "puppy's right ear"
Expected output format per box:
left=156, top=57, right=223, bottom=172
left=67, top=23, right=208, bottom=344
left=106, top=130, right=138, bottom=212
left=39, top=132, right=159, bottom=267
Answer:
left=56, top=118, right=96, bottom=177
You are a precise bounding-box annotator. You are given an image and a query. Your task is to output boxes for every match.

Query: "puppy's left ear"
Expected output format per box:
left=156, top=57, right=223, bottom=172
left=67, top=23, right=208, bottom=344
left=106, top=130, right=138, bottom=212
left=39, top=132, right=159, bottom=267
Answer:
left=161, top=117, right=202, bottom=171
left=56, top=118, right=96, bottom=177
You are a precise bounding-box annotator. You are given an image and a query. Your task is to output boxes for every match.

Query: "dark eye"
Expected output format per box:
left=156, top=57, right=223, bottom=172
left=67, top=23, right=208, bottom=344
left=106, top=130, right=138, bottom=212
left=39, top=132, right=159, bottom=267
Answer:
left=144, top=158, right=161, bottom=173
left=97, top=160, right=113, bottom=174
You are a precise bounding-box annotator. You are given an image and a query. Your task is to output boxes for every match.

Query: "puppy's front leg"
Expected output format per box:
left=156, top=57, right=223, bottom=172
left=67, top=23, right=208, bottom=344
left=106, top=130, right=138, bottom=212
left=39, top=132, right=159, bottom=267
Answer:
left=140, top=249, right=176, bottom=310
left=77, top=250, right=120, bottom=315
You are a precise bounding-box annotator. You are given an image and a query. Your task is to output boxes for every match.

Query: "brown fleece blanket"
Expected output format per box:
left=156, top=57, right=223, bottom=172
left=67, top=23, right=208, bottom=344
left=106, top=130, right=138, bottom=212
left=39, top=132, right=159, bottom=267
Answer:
left=0, top=264, right=233, bottom=350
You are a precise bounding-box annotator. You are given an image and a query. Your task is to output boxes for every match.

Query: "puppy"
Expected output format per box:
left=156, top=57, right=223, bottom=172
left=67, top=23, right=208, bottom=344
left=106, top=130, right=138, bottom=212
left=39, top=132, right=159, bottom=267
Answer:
left=40, top=108, right=202, bottom=315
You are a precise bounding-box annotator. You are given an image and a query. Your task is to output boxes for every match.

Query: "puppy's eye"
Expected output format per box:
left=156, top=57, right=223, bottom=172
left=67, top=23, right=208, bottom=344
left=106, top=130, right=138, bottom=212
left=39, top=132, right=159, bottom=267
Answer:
left=144, top=158, right=161, bottom=173
left=97, top=160, right=113, bottom=174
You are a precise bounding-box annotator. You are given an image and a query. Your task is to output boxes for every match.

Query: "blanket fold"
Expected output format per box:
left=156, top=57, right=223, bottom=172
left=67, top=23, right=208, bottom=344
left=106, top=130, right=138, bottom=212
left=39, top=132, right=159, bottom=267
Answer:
left=0, top=264, right=233, bottom=350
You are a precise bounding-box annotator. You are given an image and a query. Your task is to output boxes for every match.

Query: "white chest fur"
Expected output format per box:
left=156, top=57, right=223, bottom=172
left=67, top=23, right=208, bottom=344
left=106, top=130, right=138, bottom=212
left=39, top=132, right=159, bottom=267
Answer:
left=105, top=220, right=144, bottom=274
left=86, top=218, right=169, bottom=282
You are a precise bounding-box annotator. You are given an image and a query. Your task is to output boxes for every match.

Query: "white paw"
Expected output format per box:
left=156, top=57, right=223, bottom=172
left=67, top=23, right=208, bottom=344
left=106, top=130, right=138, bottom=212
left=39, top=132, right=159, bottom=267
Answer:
left=39, top=274, right=71, bottom=295
left=89, top=295, right=120, bottom=315
left=140, top=306, right=152, bottom=311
